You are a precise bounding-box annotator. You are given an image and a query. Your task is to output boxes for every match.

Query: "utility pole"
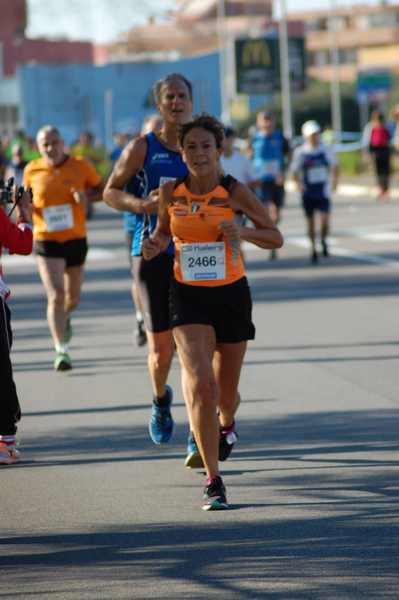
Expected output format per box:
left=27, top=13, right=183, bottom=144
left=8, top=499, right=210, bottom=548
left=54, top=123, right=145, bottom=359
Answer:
left=217, top=0, right=230, bottom=123
left=278, top=0, right=293, bottom=138
left=328, top=0, right=342, bottom=141
left=104, top=89, right=113, bottom=150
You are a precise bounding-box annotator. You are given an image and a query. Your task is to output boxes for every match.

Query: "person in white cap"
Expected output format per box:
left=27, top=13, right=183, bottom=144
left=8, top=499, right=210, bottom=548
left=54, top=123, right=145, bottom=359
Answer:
left=290, top=120, right=339, bottom=264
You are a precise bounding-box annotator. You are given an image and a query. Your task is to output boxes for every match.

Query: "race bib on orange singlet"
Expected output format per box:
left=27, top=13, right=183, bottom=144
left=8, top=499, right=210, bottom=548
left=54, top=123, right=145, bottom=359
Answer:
left=180, top=242, right=226, bottom=281
left=43, top=204, right=74, bottom=232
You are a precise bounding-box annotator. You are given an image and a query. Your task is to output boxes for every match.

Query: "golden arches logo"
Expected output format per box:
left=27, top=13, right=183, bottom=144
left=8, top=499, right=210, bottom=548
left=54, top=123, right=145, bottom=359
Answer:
left=242, top=40, right=271, bottom=67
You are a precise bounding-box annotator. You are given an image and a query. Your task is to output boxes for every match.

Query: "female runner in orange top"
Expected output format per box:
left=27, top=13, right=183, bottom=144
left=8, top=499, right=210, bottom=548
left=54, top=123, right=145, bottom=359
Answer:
left=143, top=114, right=283, bottom=511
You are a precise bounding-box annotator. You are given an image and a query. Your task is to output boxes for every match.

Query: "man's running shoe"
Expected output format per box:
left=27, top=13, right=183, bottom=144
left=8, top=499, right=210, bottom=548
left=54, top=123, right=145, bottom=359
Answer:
left=63, top=316, right=73, bottom=344
left=202, top=475, right=229, bottom=511
left=219, top=422, right=238, bottom=462
left=149, top=385, right=174, bottom=444
left=54, top=352, right=72, bottom=372
left=185, top=431, right=204, bottom=468
left=321, top=239, right=329, bottom=258
left=135, top=320, right=147, bottom=347
left=0, top=440, right=20, bottom=465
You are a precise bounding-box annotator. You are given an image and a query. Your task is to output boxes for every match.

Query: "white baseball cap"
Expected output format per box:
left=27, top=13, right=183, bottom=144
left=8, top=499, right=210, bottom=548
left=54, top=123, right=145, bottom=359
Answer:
left=302, top=120, right=321, bottom=137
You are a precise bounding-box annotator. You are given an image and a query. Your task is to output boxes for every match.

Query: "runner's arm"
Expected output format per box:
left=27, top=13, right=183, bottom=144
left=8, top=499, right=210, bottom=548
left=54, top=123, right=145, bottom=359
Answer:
left=103, top=136, right=158, bottom=215
left=226, top=182, right=283, bottom=250
left=142, top=182, right=172, bottom=260
left=289, top=148, right=304, bottom=192
left=326, top=147, right=339, bottom=192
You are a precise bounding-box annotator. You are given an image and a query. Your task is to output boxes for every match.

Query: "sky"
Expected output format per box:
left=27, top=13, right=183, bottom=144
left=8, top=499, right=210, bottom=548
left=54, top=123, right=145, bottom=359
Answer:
left=26, top=0, right=395, bottom=43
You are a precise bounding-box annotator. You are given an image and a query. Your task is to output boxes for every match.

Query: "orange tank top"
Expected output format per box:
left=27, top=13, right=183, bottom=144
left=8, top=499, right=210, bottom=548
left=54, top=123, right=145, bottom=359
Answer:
left=168, top=176, right=245, bottom=287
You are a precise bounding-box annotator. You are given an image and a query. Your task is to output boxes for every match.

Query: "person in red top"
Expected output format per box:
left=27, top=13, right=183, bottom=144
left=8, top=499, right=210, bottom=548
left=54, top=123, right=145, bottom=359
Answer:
left=0, top=184, right=33, bottom=465
left=363, top=110, right=392, bottom=201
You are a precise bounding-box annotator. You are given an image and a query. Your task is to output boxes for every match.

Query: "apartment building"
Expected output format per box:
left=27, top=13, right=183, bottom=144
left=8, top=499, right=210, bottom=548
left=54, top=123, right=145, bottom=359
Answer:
left=108, top=0, right=273, bottom=61
left=290, top=3, right=399, bottom=82
left=108, top=1, right=399, bottom=85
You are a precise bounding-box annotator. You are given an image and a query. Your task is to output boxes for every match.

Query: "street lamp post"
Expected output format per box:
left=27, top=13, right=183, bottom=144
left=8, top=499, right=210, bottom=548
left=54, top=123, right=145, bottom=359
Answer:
left=217, top=0, right=230, bottom=123
left=278, top=0, right=293, bottom=139
left=328, top=0, right=342, bottom=141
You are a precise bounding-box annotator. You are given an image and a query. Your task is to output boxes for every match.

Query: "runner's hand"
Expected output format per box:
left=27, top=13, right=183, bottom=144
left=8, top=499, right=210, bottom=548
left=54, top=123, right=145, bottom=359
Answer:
left=142, top=237, right=162, bottom=260
left=71, top=188, right=88, bottom=205
left=142, top=190, right=159, bottom=215
left=219, top=220, right=241, bottom=242
left=15, top=189, right=32, bottom=223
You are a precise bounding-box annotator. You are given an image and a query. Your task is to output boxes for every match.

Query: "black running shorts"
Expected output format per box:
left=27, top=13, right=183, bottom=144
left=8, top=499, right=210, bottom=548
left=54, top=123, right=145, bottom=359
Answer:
left=34, top=238, right=88, bottom=267
left=260, top=181, right=285, bottom=208
left=302, top=194, right=330, bottom=218
left=169, top=276, right=255, bottom=343
left=132, top=253, right=174, bottom=333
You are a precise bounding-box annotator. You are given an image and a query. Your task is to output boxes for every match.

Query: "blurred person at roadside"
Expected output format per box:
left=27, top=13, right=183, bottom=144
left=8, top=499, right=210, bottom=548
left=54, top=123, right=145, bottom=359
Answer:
left=71, top=131, right=112, bottom=216
left=251, top=111, right=290, bottom=259
left=0, top=183, right=33, bottom=464
left=221, top=127, right=258, bottom=190
left=0, top=140, right=7, bottom=179
left=291, top=120, right=339, bottom=264
left=362, top=110, right=392, bottom=201
left=23, top=125, right=103, bottom=371
left=110, top=133, right=129, bottom=163
left=5, top=145, right=28, bottom=187
left=141, top=114, right=163, bottom=136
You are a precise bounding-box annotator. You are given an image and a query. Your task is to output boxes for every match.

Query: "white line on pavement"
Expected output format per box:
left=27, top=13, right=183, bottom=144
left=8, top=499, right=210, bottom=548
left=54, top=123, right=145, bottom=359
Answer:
left=1, top=247, right=115, bottom=267
left=288, top=236, right=399, bottom=269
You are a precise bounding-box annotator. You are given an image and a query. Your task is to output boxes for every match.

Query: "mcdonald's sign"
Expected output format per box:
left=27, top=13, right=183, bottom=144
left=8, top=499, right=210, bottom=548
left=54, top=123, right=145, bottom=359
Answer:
left=242, top=40, right=272, bottom=68
left=235, top=36, right=306, bottom=95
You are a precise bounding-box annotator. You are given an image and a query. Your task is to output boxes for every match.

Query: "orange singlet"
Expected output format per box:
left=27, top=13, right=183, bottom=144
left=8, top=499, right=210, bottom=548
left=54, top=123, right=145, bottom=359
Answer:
left=23, top=156, right=101, bottom=243
left=169, top=176, right=245, bottom=287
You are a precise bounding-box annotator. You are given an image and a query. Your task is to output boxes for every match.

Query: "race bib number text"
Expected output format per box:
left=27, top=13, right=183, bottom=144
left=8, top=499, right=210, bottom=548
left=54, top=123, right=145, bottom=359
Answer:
left=307, top=166, right=328, bottom=184
left=43, top=204, right=74, bottom=232
left=262, top=160, right=280, bottom=177
left=180, top=242, right=225, bottom=281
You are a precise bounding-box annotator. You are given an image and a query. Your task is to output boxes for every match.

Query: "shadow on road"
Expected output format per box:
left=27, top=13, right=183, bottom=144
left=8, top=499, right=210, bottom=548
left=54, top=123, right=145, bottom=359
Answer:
left=2, top=409, right=398, bottom=598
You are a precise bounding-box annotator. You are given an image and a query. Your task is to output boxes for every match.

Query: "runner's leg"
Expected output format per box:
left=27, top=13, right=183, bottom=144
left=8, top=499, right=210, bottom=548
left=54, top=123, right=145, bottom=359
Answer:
left=64, top=265, right=84, bottom=314
left=174, top=323, right=219, bottom=478
left=146, top=330, right=174, bottom=397
left=36, top=256, right=67, bottom=347
left=214, top=341, right=246, bottom=427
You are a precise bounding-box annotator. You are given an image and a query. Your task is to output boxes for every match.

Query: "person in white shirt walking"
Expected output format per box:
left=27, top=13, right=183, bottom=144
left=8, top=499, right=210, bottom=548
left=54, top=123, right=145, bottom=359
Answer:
left=220, top=127, right=258, bottom=189
left=291, top=120, right=339, bottom=264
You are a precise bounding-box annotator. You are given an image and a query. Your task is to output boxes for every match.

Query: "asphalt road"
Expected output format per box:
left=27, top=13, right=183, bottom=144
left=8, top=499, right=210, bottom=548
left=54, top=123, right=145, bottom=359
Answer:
left=1, top=186, right=399, bottom=599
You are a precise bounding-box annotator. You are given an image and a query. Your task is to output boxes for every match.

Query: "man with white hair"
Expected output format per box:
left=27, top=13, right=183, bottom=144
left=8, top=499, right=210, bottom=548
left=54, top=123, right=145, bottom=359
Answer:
left=291, top=120, right=339, bottom=264
left=23, top=125, right=103, bottom=371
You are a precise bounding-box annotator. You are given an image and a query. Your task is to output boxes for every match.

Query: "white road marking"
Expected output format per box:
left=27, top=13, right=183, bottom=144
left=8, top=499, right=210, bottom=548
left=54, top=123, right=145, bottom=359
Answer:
left=287, top=236, right=399, bottom=269
left=1, top=247, right=115, bottom=267
left=360, top=232, right=399, bottom=242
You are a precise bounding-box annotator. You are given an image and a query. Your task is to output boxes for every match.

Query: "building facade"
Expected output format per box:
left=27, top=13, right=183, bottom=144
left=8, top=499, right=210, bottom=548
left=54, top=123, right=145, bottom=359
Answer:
left=0, top=0, right=94, bottom=135
left=291, top=3, right=399, bottom=82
